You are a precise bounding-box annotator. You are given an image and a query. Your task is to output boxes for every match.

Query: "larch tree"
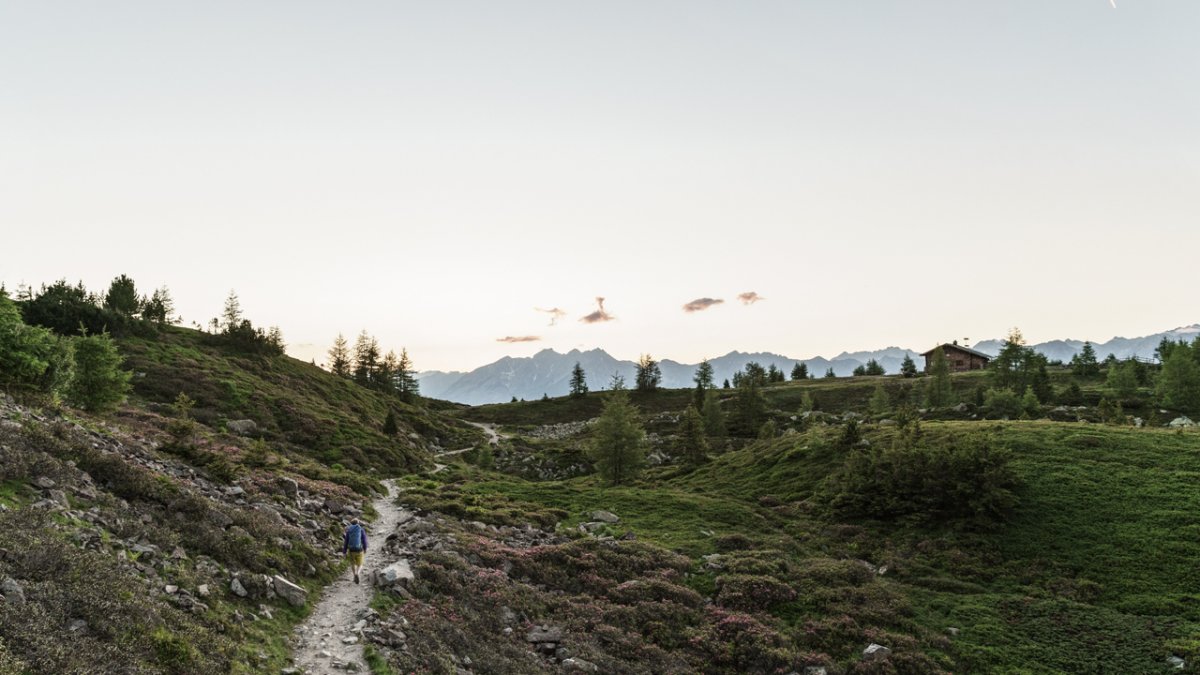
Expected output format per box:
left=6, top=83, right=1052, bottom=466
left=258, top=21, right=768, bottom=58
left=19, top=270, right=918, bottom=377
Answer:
left=588, top=381, right=646, bottom=486
left=676, top=405, right=709, bottom=467
left=570, top=362, right=588, bottom=398
left=328, top=333, right=351, bottom=377
left=635, top=354, right=661, bottom=392
left=396, top=348, right=420, bottom=402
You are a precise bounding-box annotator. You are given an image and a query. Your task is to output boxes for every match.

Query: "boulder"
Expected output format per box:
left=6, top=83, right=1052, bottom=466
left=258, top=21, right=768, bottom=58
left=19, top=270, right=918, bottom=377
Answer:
left=862, top=643, right=891, bottom=661
left=0, top=578, right=25, bottom=605
left=272, top=575, right=308, bottom=608
left=525, top=625, right=563, bottom=643
left=279, top=477, right=300, bottom=497
left=230, top=577, right=249, bottom=598
left=589, top=510, right=620, bottom=524
left=561, top=658, right=599, bottom=672
left=226, top=419, right=258, bottom=436
left=803, top=668, right=829, bottom=675
left=47, top=489, right=69, bottom=507
left=373, top=559, right=414, bottom=587
left=197, top=584, right=211, bottom=598
left=1168, top=416, right=1196, bottom=428
left=32, top=477, right=55, bottom=489
left=1167, top=656, right=1185, bottom=670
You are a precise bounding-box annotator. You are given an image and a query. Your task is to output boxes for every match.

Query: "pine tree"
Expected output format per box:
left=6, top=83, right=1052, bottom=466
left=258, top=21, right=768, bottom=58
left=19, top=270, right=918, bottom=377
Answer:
left=722, top=378, right=731, bottom=389
left=791, top=362, right=809, bottom=380
left=925, top=346, right=954, bottom=408
left=378, top=350, right=400, bottom=391
left=141, top=286, right=175, bottom=325
left=864, top=359, right=885, bottom=376
left=1021, top=386, right=1041, bottom=418
left=396, top=348, right=420, bottom=402
left=1071, top=342, right=1100, bottom=377
left=570, top=362, right=588, bottom=398
left=588, top=383, right=646, bottom=486
left=701, top=390, right=726, bottom=438
left=635, top=354, right=662, bottom=392
left=869, top=384, right=890, bottom=416
left=824, top=368, right=836, bottom=379
left=221, top=290, right=242, bottom=331
left=104, top=275, right=141, bottom=317
left=767, top=364, right=782, bottom=383
left=383, top=410, right=399, bottom=436
left=900, top=355, right=918, bottom=378
left=328, top=334, right=351, bottom=377
left=67, top=330, right=131, bottom=413
left=675, top=405, right=709, bottom=466
left=693, top=359, right=714, bottom=408
left=1106, top=359, right=1138, bottom=399
left=1158, top=347, right=1200, bottom=412
left=729, top=379, right=767, bottom=436
left=353, top=331, right=379, bottom=385
left=853, top=364, right=866, bottom=377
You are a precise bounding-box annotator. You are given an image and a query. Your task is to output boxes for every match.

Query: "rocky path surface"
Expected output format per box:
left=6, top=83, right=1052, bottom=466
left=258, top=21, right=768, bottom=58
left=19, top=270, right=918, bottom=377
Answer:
left=432, top=421, right=506, bottom=474
left=291, top=479, right=411, bottom=674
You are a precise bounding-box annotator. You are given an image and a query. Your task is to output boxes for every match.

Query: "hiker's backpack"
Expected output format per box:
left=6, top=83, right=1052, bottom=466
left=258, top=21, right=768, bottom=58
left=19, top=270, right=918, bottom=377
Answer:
left=347, top=524, right=364, bottom=551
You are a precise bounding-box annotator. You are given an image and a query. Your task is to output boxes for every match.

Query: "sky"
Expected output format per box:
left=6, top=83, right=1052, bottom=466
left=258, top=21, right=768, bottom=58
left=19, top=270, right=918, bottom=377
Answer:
left=3, top=1, right=1198, bottom=372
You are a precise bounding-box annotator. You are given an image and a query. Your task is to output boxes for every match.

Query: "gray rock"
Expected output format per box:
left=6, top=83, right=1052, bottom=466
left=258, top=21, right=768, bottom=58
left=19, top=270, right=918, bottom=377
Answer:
left=32, top=477, right=56, bottom=489
left=589, top=510, right=620, bottom=523
left=225, top=486, right=246, bottom=497
left=279, top=477, right=300, bottom=497
left=1167, top=656, right=1185, bottom=669
left=0, top=578, right=25, bottom=605
left=227, top=419, right=258, bottom=436
left=862, top=643, right=891, bottom=661
left=197, top=584, right=211, bottom=597
left=374, top=559, right=414, bottom=587
left=68, top=619, right=88, bottom=633
left=525, top=625, right=563, bottom=643
left=47, top=489, right=69, bottom=507
left=231, top=577, right=248, bottom=598
left=272, top=575, right=307, bottom=607
left=803, top=668, right=828, bottom=675
left=562, top=658, right=599, bottom=672
left=1168, top=416, right=1196, bottom=428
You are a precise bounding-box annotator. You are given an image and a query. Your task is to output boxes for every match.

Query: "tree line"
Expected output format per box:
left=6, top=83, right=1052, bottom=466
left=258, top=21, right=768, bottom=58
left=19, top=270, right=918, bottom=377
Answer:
left=326, top=332, right=419, bottom=403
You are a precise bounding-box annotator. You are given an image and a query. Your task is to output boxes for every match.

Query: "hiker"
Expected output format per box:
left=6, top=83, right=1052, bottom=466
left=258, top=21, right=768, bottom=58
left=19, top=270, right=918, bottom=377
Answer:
left=342, top=518, right=368, bottom=584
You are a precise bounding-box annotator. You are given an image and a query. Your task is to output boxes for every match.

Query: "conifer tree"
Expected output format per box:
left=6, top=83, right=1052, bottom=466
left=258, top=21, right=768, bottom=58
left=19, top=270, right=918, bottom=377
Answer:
left=588, top=381, right=646, bottom=485
left=824, top=368, right=836, bottom=379
left=353, top=331, right=379, bottom=385
left=383, top=410, right=399, bottom=436
left=1020, top=386, right=1040, bottom=418
left=328, top=334, right=351, bottom=377
left=141, top=286, right=175, bottom=325
left=701, top=390, right=726, bottom=438
left=869, top=383, right=890, bottom=416
left=396, top=348, right=420, bottom=402
left=378, top=350, right=400, bottom=391
left=722, top=378, right=731, bottom=389
left=1071, top=342, right=1100, bottom=377
left=925, top=346, right=954, bottom=408
left=676, top=405, right=709, bottom=467
left=1106, top=359, right=1138, bottom=399
left=729, top=379, right=767, bottom=436
left=635, top=354, right=662, bottom=392
left=864, top=359, right=885, bottom=376
left=570, top=362, right=588, bottom=398
left=791, top=362, right=809, bottom=380
left=104, top=275, right=141, bottom=317
left=67, top=330, right=131, bottom=413
left=1157, top=347, right=1200, bottom=412
left=221, top=290, right=242, bottom=331
left=693, top=359, right=714, bottom=408
left=900, top=355, right=918, bottom=378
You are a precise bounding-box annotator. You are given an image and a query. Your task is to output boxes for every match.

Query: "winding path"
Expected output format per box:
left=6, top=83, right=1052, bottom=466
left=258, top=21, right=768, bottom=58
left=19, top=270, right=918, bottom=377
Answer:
left=291, top=479, right=411, bottom=674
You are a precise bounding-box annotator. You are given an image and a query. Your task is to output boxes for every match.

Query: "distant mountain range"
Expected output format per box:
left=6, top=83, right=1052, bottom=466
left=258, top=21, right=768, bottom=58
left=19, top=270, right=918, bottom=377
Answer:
left=418, top=325, right=1200, bottom=405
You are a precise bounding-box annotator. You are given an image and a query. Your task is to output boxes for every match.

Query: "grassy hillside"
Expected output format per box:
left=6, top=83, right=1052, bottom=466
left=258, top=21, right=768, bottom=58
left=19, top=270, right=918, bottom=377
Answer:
left=402, top=409, right=1200, bottom=672
left=119, top=326, right=480, bottom=485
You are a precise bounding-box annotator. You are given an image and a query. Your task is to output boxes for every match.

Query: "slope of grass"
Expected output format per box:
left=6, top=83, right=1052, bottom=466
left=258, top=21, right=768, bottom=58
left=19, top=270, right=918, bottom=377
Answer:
left=419, top=419, right=1200, bottom=672
left=119, top=326, right=481, bottom=476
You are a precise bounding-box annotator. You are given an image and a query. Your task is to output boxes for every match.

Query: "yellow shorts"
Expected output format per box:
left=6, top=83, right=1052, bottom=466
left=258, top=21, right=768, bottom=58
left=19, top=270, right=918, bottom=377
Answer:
left=347, top=551, right=364, bottom=567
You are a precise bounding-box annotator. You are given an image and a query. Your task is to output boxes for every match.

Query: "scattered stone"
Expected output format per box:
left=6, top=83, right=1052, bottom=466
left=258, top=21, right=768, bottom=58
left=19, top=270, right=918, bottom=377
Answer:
left=342, top=636, right=358, bottom=645
left=947, top=627, right=960, bottom=636
left=1168, top=416, right=1196, bottom=428
left=164, top=585, right=179, bottom=594
left=273, top=575, right=307, bottom=607
left=525, top=625, right=563, bottom=644
left=374, top=559, right=414, bottom=587
left=171, top=546, right=187, bottom=560
left=0, top=578, right=25, bottom=605
left=47, top=489, right=69, bottom=507
left=589, top=510, right=620, bottom=523
left=227, top=419, right=258, bottom=436
left=862, top=643, right=891, bottom=661
left=561, top=658, right=599, bottom=672
left=197, top=584, right=211, bottom=597
left=32, top=477, right=55, bottom=489
left=225, top=486, right=246, bottom=497
left=231, top=577, right=249, bottom=598
left=279, top=477, right=300, bottom=497
left=803, top=668, right=828, bottom=675
left=67, top=619, right=88, bottom=633
left=1167, top=656, right=1185, bottom=669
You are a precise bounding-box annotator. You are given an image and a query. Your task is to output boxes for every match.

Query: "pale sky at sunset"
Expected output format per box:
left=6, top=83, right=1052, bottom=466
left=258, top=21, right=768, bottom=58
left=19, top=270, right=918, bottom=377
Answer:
left=3, top=1, right=1198, bottom=372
